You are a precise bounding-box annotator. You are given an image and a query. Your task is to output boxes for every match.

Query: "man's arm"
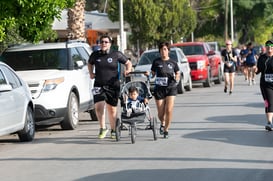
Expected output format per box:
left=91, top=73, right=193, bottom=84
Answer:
left=88, top=63, right=95, bottom=79
left=124, top=59, right=132, bottom=75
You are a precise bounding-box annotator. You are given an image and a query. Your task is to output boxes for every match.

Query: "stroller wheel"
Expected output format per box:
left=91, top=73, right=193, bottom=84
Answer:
left=152, top=117, right=158, bottom=141
left=130, top=124, right=136, bottom=144
left=115, top=118, right=121, bottom=141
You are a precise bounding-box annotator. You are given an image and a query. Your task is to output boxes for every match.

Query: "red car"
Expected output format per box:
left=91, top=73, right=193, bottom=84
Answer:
left=172, top=42, right=223, bottom=87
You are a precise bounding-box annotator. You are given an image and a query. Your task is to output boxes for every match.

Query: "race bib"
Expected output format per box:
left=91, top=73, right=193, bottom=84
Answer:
left=92, top=87, right=102, bottom=95
left=265, top=74, right=273, bottom=82
left=155, top=77, right=168, bottom=86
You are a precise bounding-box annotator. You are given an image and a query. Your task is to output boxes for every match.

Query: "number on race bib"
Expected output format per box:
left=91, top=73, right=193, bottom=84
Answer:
left=155, top=77, right=168, bottom=86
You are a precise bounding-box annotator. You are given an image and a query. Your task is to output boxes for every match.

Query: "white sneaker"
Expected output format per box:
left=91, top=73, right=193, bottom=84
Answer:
left=249, top=80, right=252, bottom=86
left=252, top=79, right=256, bottom=85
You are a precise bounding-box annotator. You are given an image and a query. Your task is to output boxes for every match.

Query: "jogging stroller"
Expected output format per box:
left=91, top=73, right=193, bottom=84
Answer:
left=115, top=71, right=158, bottom=144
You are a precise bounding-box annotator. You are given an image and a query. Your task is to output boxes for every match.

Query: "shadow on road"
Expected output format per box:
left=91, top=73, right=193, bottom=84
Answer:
left=75, top=168, right=273, bottom=181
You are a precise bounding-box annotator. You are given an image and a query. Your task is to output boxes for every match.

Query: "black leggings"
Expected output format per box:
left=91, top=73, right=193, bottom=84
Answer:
left=260, top=86, right=273, bottom=113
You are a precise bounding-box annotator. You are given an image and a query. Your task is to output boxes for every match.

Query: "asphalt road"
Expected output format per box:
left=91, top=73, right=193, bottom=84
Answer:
left=0, top=74, right=273, bottom=181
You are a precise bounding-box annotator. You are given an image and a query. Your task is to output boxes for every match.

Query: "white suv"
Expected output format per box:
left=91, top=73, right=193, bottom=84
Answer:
left=2, top=41, right=96, bottom=130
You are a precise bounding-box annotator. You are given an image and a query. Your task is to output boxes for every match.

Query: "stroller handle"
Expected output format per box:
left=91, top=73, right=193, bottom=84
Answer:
left=128, top=71, right=148, bottom=75
left=128, top=71, right=150, bottom=82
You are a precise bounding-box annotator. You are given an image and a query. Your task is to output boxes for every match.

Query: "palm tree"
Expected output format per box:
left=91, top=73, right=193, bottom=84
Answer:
left=67, top=0, right=86, bottom=40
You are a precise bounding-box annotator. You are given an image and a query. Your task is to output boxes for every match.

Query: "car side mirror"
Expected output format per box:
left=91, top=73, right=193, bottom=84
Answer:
left=0, top=84, right=12, bottom=92
left=75, top=60, right=84, bottom=69
left=208, top=50, right=215, bottom=56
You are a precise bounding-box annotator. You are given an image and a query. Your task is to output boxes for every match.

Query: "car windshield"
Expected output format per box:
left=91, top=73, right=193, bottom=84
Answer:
left=208, top=43, right=216, bottom=51
left=2, top=49, right=68, bottom=71
left=138, top=50, right=177, bottom=65
left=179, top=45, right=204, bottom=55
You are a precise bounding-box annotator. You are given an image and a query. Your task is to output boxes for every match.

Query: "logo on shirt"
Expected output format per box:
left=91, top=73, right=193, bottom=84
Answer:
left=96, top=59, right=101, bottom=62
left=167, top=63, right=173, bottom=69
left=107, top=58, right=113, bottom=63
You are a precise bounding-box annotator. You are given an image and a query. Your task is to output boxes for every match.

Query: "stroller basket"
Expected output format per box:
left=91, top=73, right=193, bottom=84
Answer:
left=121, top=112, right=146, bottom=124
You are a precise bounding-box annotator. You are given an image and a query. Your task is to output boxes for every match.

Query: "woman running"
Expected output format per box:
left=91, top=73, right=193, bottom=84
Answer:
left=150, top=42, right=180, bottom=138
left=256, top=39, right=273, bottom=131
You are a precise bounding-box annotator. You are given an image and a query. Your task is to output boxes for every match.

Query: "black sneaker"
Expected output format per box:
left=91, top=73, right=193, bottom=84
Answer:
left=224, top=87, right=227, bottom=93
left=159, top=125, right=164, bottom=135
left=111, top=130, right=116, bottom=139
left=163, top=131, right=169, bottom=139
left=265, top=123, right=273, bottom=131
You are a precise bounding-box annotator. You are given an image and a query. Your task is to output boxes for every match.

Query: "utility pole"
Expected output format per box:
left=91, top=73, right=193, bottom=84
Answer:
left=119, top=0, right=124, bottom=53
left=230, top=0, right=234, bottom=42
left=224, top=0, right=229, bottom=41
left=103, top=0, right=108, bottom=13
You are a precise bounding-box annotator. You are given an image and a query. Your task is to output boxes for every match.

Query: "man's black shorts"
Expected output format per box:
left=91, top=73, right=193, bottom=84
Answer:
left=93, top=86, right=120, bottom=106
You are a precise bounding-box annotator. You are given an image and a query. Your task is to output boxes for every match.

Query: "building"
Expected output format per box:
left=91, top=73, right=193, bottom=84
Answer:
left=52, top=10, right=130, bottom=50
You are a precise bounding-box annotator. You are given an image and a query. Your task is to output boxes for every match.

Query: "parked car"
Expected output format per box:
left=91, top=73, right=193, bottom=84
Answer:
left=0, top=62, right=35, bottom=141
left=134, top=47, right=192, bottom=94
left=172, top=42, right=223, bottom=87
left=207, top=41, right=222, bottom=55
left=207, top=41, right=224, bottom=80
left=1, top=41, right=97, bottom=130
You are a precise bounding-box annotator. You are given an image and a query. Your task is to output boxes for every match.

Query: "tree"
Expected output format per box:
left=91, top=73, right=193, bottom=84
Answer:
left=85, top=0, right=107, bottom=12
left=193, top=0, right=273, bottom=45
left=234, top=0, right=273, bottom=44
left=108, top=0, right=196, bottom=47
left=156, top=0, right=196, bottom=43
left=67, top=0, right=86, bottom=40
left=0, top=0, right=75, bottom=43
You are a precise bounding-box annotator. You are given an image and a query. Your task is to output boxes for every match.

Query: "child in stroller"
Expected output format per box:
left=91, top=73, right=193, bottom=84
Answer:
left=115, top=74, right=158, bottom=144
left=125, top=85, right=148, bottom=117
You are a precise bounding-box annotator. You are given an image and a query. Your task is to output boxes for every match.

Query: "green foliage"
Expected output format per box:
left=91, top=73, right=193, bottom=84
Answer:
left=0, top=0, right=75, bottom=43
left=85, top=0, right=106, bottom=12
left=194, top=0, right=273, bottom=45
left=108, top=0, right=196, bottom=47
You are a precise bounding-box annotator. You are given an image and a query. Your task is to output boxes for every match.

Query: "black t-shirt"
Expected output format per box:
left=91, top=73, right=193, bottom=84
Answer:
left=221, top=49, right=237, bottom=62
left=89, top=50, right=128, bottom=88
left=151, top=58, right=180, bottom=87
left=257, top=54, right=273, bottom=88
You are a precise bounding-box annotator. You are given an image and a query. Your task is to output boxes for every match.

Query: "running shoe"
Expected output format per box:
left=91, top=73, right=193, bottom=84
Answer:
left=98, top=128, right=108, bottom=139
left=159, top=125, right=164, bottom=135
left=252, top=79, right=256, bottom=85
left=265, top=123, right=273, bottom=131
left=111, top=130, right=116, bottom=139
left=163, top=131, right=169, bottom=139
left=224, top=87, right=227, bottom=93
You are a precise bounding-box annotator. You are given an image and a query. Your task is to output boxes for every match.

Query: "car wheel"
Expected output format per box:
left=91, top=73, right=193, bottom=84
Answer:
left=130, top=124, right=136, bottom=144
left=89, top=109, right=98, bottom=121
left=152, top=117, right=158, bottom=141
left=203, top=67, right=212, bottom=87
left=214, top=66, right=222, bottom=84
left=18, top=106, right=35, bottom=142
left=61, top=92, right=79, bottom=130
left=115, top=118, right=121, bottom=141
left=177, top=77, right=185, bottom=94
left=185, top=76, right=193, bottom=91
